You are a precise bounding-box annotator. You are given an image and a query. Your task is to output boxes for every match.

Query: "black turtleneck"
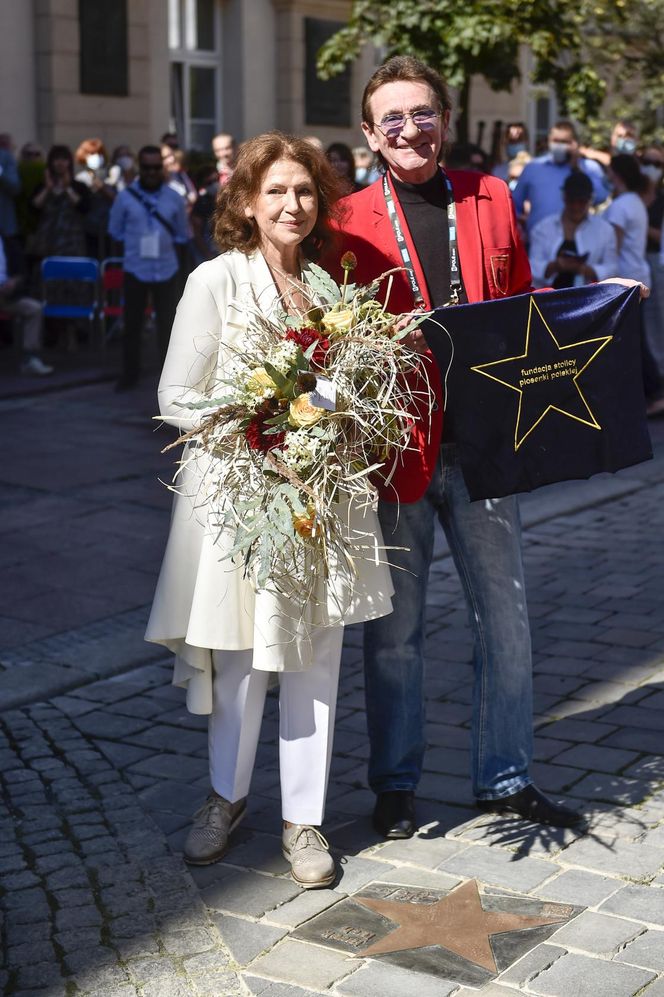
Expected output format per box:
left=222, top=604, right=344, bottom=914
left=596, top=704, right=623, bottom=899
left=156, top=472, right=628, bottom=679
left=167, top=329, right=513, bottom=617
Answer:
left=391, top=171, right=466, bottom=309
left=391, top=171, right=467, bottom=441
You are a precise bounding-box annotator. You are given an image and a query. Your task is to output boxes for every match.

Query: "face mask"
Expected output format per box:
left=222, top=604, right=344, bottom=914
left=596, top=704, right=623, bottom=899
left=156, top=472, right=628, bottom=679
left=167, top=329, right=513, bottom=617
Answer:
left=641, top=163, right=663, bottom=185
left=549, top=143, right=571, bottom=164
left=117, top=155, right=134, bottom=171
left=615, top=137, right=637, bottom=155
left=506, top=142, right=526, bottom=158
left=86, top=153, right=103, bottom=171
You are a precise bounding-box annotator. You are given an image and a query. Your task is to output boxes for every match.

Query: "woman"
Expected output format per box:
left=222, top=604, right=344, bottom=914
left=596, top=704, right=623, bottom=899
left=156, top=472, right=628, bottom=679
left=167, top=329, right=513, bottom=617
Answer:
left=326, top=141, right=362, bottom=194
left=74, top=137, right=115, bottom=258
left=32, top=144, right=90, bottom=258
left=31, top=145, right=91, bottom=344
left=529, top=171, right=618, bottom=288
left=145, top=132, right=394, bottom=887
left=605, top=153, right=664, bottom=411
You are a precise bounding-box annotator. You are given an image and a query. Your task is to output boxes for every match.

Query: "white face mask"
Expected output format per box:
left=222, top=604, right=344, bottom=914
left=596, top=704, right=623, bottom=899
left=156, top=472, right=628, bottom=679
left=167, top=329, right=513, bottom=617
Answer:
left=86, top=153, right=104, bottom=171
left=641, top=163, right=663, bottom=185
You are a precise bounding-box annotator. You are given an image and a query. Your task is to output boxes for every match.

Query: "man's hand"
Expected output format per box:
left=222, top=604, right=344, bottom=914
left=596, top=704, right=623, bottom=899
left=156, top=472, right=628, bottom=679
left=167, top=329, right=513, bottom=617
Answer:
left=395, top=314, right=429, bottom=354
left=600, top=277, right=650, bottom=299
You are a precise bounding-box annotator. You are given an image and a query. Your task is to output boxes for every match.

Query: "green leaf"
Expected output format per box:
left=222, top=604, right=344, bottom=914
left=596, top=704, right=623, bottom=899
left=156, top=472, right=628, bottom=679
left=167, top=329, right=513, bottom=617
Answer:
left=304, top=263, right=341, bottom=304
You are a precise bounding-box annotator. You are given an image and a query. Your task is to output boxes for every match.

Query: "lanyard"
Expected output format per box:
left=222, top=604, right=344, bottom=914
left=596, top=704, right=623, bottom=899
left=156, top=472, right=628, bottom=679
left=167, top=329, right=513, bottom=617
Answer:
left=382, top=170, right=461, bottom=307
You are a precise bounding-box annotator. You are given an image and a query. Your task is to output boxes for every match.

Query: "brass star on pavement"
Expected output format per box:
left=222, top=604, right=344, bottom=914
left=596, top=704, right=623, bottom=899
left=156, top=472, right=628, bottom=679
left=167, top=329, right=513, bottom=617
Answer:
left=355, top=879, right=567, bottom=971
left=471, top=296, right=613, bottom=451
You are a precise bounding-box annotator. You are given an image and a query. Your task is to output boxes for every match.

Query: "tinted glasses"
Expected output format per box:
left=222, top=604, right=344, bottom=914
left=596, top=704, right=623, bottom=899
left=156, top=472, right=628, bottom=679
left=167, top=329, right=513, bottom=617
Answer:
left=375, top=109, right=440, bottom=140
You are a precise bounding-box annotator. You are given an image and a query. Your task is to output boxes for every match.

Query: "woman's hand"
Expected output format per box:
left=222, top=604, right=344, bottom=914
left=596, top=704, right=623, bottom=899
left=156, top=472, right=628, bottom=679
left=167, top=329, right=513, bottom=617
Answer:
left=599, top=277, right=650, bottom=299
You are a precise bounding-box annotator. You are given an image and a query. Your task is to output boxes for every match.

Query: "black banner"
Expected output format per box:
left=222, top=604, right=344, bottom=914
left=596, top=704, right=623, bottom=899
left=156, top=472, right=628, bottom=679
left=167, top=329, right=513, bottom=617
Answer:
left=422, top=284, right=652, bottom=499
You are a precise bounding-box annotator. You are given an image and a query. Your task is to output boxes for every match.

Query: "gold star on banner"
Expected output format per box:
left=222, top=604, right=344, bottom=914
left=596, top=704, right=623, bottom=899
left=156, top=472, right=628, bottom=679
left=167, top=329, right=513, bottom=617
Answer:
left=355, top=879, right=567, bottom=971
left=471, top=296, right=613, bottom=451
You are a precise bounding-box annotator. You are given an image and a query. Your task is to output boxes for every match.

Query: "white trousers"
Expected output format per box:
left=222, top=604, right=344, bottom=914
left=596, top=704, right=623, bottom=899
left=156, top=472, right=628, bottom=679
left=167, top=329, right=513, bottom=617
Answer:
left=208, top=625, right=344, bottom=825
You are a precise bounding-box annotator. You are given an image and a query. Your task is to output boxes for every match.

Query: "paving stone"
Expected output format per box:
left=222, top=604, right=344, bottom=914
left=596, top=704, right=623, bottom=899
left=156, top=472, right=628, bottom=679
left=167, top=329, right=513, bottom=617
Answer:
left=552, top=744, right=640, bottom=773
left=600, top=884, right=664, bottom=926
left=201, top=868, right=301, bottom=917
left=559, top=837, right=664, bottom=880
left=565, top=773, right=651, bottom=806
left=534, top=868, right=622, bottom=907
left=247, top=938, right=360, bottom=989
left=213, top=914, right=287, bottom=965
left=263, top=888, right=342, bottom=928
left=526, top=950, right=655, bottom=996
left=159, top=926, right=217, bottom=956
left=375, top=834, right=466, bottom=869
left=437, top=844, right=558, bottom=892
left=370, top=866, right=461, bottom=892
left=615, top=929, right=664, bottom=971
left=337, top=960, right=458, bottom=996
left=641, top=980, right=664, bottom=997
left=494, top=942, right=566, bottom=987
left=241, top=977, right=322, bottom=997
left=334, top=855, right=396, bottom=893
left=548, top=910, right=641, bottom=954
left=220, top=833, right=291, bottom=875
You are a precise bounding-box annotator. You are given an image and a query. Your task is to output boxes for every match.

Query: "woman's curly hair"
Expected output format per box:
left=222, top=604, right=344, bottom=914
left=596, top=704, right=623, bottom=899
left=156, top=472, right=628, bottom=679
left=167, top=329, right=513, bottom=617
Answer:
left=213, top=131, right=345, bottom=261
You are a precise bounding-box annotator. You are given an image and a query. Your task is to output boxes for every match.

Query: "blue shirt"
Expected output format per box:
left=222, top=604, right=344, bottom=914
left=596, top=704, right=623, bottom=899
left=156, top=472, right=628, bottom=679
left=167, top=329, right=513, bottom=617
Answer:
left=512, top=155, right=609, bottom=233
left=108, top=180, right=188, bottom=282
left=0, top=149, right=20, bottom=237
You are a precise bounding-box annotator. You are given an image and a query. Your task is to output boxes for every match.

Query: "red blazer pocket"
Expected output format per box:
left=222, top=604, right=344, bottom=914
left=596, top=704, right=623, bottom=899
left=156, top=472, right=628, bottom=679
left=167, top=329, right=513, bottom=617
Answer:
left=484, top=247, right=512, bottom=298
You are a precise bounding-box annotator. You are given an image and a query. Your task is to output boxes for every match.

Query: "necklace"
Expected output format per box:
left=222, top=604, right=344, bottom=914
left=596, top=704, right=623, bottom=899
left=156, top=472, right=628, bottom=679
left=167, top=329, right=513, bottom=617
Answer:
left=265, top=258, right=313, bottom=316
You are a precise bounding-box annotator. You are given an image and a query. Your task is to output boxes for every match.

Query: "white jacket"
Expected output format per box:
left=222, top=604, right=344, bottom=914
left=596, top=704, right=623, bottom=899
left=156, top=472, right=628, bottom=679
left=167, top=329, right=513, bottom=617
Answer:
left=528, top=212, right=619, bottom=288
left=145, top=249, right=393, bottom=713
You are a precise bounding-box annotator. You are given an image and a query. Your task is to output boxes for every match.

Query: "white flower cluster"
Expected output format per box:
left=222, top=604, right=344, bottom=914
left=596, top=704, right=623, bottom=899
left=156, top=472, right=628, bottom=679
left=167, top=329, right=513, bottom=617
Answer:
left=266, top=339, right=299, bottom=374
left=279, top=431, right=327, bottom=472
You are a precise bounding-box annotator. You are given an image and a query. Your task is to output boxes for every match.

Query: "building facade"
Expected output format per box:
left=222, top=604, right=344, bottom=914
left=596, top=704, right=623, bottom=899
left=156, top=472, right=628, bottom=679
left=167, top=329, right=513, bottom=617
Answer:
left=0, top=0, right=550, bottom=157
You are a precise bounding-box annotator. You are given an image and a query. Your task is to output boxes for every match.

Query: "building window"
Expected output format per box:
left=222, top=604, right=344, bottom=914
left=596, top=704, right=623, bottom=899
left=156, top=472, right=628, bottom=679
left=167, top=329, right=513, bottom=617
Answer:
left=304, top=19, right=351, bottom=128
left=79, top=0, right=128, bottom=96
left=169, top=0, right=221, bottom=150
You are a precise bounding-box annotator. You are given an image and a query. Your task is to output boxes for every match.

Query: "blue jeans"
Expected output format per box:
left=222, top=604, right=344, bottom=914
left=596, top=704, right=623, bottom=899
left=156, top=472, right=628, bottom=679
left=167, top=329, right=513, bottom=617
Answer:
left=364, top=445, right=533, bottom=800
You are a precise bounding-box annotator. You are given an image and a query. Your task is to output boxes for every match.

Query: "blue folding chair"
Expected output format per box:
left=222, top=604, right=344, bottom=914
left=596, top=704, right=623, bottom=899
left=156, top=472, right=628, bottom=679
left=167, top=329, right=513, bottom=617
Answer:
left=41, top=256, right=100, bottom=347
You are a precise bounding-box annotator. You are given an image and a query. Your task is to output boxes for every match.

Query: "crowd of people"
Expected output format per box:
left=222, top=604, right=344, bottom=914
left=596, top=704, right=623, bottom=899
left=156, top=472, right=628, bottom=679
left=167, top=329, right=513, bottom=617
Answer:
left=2, top=116, right=663, bottom=405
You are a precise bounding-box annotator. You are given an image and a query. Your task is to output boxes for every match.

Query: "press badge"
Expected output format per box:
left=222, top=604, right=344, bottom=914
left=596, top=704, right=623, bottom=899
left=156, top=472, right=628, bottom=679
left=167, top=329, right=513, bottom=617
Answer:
left=140, top=231, right=160, bottom=259
left=310, top=376, right=337, bottom=411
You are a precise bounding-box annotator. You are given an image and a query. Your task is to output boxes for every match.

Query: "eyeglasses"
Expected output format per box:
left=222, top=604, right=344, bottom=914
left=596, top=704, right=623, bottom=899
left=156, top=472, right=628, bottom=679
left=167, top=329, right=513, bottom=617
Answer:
left=140, top=163, right=162, bottom=171
left=375, top=109, right=440, bottom=140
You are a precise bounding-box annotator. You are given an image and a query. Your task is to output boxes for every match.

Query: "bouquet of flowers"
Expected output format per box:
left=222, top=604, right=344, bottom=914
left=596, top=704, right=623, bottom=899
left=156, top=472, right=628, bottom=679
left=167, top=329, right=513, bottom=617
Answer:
left=165, top=254, right=432, bottom=607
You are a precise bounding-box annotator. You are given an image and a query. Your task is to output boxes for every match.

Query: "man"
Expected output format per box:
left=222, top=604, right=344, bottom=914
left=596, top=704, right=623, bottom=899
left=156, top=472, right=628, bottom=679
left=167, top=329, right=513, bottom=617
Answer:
left=528, top=171, right=618, bottom=288
left=212, top=132, right=237, bottom=186
left=108, top=145, right=188, bottom=390
left=0, top=234, right=52, bottom=375
left=0, top=134, right=21, bottom=275
left=332, top=55, right=584, bottom=839
left=581, top=119, right=640, bottom=170
left=512, top=121, right=607, bottom=234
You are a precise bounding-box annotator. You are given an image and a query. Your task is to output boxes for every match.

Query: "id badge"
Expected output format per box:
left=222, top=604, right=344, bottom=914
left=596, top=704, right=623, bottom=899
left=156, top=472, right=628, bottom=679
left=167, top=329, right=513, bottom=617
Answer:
left=140, top=231, right=160, bottom=259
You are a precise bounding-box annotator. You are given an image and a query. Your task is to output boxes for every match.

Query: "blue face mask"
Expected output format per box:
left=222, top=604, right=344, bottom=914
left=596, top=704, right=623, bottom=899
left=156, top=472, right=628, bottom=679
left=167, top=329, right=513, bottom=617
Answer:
left=549, top=143, right=571, bottom=165
left=615, top=137, right=637, bottom=155
left=506, top=142, right=526, bottom=158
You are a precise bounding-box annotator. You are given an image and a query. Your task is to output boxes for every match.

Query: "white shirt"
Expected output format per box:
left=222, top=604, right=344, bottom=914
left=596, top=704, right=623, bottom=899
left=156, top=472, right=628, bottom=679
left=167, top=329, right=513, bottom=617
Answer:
left=603, top=191, right=650, bottom=285
left=529, top=212, right=619, bottom=287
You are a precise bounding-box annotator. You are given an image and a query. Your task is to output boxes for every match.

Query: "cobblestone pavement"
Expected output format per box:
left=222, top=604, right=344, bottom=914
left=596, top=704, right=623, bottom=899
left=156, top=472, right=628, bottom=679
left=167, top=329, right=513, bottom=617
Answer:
left=1, top=379, right=664, bottom=996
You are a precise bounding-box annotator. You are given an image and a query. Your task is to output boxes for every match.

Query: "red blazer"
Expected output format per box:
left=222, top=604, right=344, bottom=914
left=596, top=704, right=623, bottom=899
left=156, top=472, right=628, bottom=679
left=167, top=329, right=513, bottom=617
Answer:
left=327, top=170, right=533, bottom=503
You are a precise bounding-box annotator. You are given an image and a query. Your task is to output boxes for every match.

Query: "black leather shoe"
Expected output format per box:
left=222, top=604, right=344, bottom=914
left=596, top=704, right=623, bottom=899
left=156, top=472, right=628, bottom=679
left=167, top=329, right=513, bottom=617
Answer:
left=476, top=784, right=584, bottom=828
left=372, top=790, right=416, bottom=839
